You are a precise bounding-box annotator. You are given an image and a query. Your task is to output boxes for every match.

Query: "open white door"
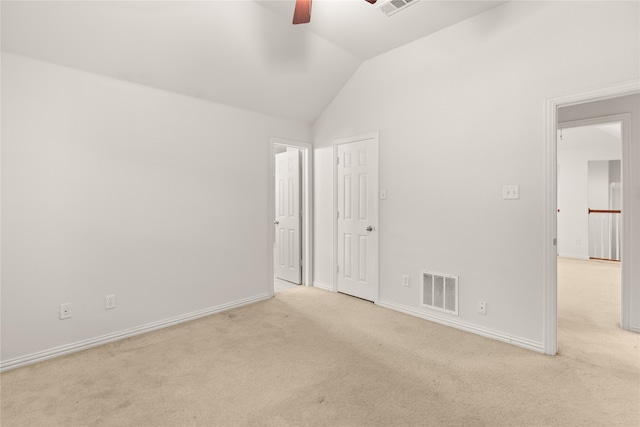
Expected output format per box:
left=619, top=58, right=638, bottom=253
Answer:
left=274, top=150, right=301, bottom=284
left=336, top=134, right=379, bottom=301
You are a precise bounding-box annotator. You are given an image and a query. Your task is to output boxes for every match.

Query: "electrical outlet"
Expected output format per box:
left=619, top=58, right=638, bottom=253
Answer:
left=477, top=301, right=487, bottom=315
left=59, top=303, right=71, bottom=320
left=105, top=294, right=116, bottom=310
left=402, top=275, right=410, bottom=287
left=502, top=185, right=520, bottom=200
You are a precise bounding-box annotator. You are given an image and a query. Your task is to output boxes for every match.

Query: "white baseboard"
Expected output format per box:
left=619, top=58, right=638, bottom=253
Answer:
left=0, top=293, right=271, bottom=372
left=630, top=324, right=640, bottom=334
left=557, top=254, right=590, bottom=260
left=376, top=300, right=545, bottom=353
left=312, top=281, right=334, bottom=292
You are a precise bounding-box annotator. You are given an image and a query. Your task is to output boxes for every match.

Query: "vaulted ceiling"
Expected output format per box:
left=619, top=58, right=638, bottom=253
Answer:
left=1, top=0, right=506, bottom=124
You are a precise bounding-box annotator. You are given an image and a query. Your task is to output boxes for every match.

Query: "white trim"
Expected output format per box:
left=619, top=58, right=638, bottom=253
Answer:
left=312, top=281, right=333, bottom=292
left=558, top=114, right=629, bottom=130
left=557, top=254, right=590, bottom=260
left=377, top=300, right=544, bottom=353
left=544, top=80, right=640, bottom=355
left=269, top=138, right=313, bottom=294
left=543, top=94, right=559, bottom=355
left=0, top=293, right=271, bottom=372
left=333, top=131, right=380, bottom=302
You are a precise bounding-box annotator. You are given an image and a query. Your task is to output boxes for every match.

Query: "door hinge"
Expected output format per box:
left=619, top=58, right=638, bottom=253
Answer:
left=553, top=238, right=557, bottom=246
left=337, top=265, right=340, bottom=273
left=337, top=157, right=340, bottom=165
left=337, top=211, right=340, bottom=219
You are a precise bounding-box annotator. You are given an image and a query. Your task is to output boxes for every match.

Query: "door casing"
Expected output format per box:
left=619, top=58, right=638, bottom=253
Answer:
left=544, top=80, right=640, bottom=355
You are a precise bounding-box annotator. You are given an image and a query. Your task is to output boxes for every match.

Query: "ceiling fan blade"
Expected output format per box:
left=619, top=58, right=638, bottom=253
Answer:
left=293, top=0, right=312, bottom=25
left=292, top=0, right=376, bottom=25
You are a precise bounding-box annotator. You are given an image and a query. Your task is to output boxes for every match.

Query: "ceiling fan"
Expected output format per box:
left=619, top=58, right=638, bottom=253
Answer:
left=293, top=0, right=378, bottom=25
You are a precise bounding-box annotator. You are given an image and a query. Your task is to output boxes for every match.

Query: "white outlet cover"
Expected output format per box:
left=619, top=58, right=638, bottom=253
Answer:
left=59, top=303, right=71, bottom=319
left=502, top=185, right=520, bottom=200
left=105, top=294, right=116, bottom=310
left=477, top=301, right=487, bottom=315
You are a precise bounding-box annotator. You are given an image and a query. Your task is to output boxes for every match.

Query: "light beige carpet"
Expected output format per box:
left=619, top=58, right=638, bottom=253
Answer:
left=1, top=258, right=638, bottom=426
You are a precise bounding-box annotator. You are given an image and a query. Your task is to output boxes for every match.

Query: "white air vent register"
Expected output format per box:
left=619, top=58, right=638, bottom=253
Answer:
left=421, top=270, right=459, bottom=315
left=376, top=0, right=419, bottom=17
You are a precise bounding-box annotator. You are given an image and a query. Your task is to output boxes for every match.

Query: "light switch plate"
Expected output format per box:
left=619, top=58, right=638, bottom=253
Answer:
left=502, top=185, right=519, bottom=199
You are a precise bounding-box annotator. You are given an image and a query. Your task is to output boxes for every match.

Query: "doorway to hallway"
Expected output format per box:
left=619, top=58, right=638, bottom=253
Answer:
left=544, top=84, right=639, bottom=355
left=556, top=118, right=624, bottom=350
left=270, top=138, right=313, bottom=295
left=557, top=121, right=622, bottom=262
left=274, top=147, right=302, bottom=285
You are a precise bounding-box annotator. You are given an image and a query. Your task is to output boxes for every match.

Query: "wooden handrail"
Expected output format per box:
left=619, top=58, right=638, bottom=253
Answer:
left=588, top=209, right=621, bottom=214
left=589, top=257, right=621, bottom=262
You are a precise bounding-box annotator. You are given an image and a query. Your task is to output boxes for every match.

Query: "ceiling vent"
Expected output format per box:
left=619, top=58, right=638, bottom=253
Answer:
left=376, top=0, right=419, bottom=17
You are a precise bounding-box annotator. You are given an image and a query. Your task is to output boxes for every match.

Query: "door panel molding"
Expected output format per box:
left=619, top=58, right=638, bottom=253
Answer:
left=269, top=138, right=313, bottom=295
left=274, top=149, right=301, bottom=284
left=334, top=132, right=379, bottom=302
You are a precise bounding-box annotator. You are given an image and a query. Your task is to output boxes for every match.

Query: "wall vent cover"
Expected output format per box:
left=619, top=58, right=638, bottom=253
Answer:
left=376, top=0, right=419, bottom=17
left=421, top=270, right=459, bottom=315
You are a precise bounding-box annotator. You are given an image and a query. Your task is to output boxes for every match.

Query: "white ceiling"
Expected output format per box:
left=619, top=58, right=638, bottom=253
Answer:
left=1, top=0, right=506, bottom=124
left=257, top=0, right=506, bottom=60
left=558, top=124, right=622, bottom=152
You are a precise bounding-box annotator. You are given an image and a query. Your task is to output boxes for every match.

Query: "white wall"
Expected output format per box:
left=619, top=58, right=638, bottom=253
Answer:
left=557, top=126, right=621, bottom=259
left=587, top=161, right=610, bottom=209
left=312, top=1, right=639, bottom=349
left=312, top=146, right=334, bottom=290
left=1, top=53, right=310, bottom=364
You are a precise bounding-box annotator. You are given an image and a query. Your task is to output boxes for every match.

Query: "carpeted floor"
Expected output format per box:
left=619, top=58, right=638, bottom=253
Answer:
left=274, top=277, right=299, bottom=293
left=1, top=258, right=638, bottom=426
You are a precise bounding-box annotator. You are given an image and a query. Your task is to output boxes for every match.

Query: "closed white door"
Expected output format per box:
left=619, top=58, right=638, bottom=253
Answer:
left=275, top=150, right=301, bottom=284
left=336, top=136, right=379, bottom=301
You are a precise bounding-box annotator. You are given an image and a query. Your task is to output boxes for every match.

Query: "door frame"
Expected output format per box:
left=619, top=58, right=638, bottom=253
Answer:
left=269, top=138, right=313, bottom=296
left=543, top=80, right=640, bottom=355
left=333, top=131, right=380, bottom=302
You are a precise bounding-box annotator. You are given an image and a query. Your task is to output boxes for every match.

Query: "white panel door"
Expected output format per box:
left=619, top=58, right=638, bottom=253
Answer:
left=337, top=137, right=378, bottom=301
left=275, top=150, right=301, bottom=284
